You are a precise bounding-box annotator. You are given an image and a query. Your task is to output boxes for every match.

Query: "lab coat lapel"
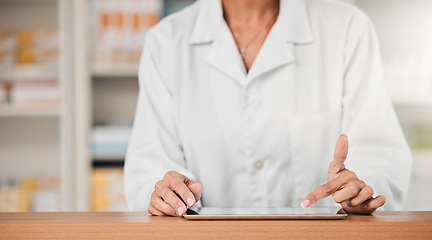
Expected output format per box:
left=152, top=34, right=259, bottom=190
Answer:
left=247, top=0, right=315, bottom=82
left=206, top=23, right=247, bottom=85
left=190, top=0, right=247, bottom=85
left=246, top=22, right=294, bottom=82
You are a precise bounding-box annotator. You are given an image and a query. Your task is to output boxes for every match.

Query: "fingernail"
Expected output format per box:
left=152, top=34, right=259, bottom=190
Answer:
left=301, top=199, right=310, bottom=209
left=187, top=198, right=194, bottom=207
left=177, top=207, right=184, bottom=216
left=361, top=204, right=368, bottom=209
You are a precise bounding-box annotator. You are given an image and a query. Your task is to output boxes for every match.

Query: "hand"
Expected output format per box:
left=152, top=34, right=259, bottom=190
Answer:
left=301, top=134, right=386, bottom=214
left=149, top=171, right=203, bottom=216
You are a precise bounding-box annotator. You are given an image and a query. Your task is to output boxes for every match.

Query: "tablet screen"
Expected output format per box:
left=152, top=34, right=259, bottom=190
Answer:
left=184, top=207, right=346, bottom=220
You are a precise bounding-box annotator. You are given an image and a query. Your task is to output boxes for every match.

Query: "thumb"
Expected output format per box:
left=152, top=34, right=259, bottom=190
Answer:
left=329, top=134, right=349, bottom=174
left=186, top=180, right=203, bottom=203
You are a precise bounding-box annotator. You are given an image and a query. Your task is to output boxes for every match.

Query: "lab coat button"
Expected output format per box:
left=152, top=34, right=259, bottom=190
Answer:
left=253, top=160, right=264, bottom=170
left=248, top=95, right=259, bottom=107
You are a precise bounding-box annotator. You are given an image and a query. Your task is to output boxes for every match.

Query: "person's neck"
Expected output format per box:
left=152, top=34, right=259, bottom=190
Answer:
left=222, top=0, right=279, bottom=28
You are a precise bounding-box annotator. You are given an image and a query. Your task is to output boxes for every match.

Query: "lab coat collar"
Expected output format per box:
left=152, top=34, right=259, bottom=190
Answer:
left=205, top=19, right=295, bottom=86
left=279, top=0, right=315, bottom=44
left=206, top=20, right=248, bottom=84
left=189, top=0, right=315, bottom=45
left=246, top=20, right=294, bottom=82
left=189, top=0, right=222, bottom=44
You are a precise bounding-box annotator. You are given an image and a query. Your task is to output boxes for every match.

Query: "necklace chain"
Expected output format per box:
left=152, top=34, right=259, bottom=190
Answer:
left=233, top=8, right=279, bottom=60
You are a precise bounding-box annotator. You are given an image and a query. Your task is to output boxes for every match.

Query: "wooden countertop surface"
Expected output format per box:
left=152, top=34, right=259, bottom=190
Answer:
left=1, top=211, right=432, bottom=239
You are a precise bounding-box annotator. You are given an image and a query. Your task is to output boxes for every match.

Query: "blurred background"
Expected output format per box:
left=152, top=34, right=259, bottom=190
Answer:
left=0, top=0, right=431, bottom=212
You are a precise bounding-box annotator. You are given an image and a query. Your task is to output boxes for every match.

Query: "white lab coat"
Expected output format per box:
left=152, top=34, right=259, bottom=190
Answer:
left=124, top=0, right=412, bottom=211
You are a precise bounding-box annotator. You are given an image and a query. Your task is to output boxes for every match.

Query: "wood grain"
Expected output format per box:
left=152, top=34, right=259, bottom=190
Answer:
left=1, top=212, right=431, bottom=239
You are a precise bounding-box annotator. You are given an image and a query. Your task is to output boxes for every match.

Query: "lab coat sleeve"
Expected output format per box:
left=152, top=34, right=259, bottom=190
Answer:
left=124, top=31, right=197, bottom=211
left=341, top=10, right=412, bottom=211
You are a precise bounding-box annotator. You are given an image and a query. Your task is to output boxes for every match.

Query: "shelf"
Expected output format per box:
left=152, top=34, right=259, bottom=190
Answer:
left=92, top=154, right=125, bottom=161
left=92, top=160, right=125, bottom=168
left=92, top=154, right=126, bottom=168
left=391, top=96, right=432, bottom=106
left=0, top=108, right=60, bottom=117
left=412, top=149, right=432, bottom=159
left=92, top=154, right=125, bottom=168
left=0, top=0, right=56, bottom=3
left=92, top=64, right=139, bottom=78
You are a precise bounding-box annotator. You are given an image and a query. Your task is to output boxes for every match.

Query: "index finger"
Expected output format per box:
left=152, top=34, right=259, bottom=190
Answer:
left=301, top=177, right=346, bottom=208
left=330, top=134, right=349, bottom=173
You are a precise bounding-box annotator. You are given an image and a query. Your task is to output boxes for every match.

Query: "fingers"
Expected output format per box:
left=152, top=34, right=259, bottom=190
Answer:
left=301, top=178, right=344, bottom=208
left=334, top=134, right=349, bottom=165
left=302, top=170, right=357, bottom=208
left=349, top=185, right=374, bottom=207
left=338, top=184, right=385, bottom=215
left=155, top=180, right=188, bottom=216
left=362, top=195, right=386, bottom=210
left=148, top=205, right=165, bottom=216
left=149, top=192, right=177, bottom=216
left=332, top=180, right=365, bottom=203
left=165, top=172, right=197, bottom=207
left=187, top=182, right=203, bottom=202
left=328, top=134, right=349, bottom=175
left=341, top=195, right=386, bottom=215
left=150, top=171, right=203, bottom=217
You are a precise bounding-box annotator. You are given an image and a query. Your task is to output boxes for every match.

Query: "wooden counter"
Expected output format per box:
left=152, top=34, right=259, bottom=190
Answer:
left=1, top=211, right=431, bottom=239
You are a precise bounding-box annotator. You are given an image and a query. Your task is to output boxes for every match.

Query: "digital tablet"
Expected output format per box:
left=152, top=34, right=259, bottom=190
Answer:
left=183, top=206, right=347, bottom=220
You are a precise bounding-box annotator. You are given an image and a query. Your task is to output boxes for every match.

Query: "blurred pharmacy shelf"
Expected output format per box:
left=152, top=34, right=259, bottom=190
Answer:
left=391, top=96, right=432, bottom=106
left=91, top=168, right=127, bottom=211
left=89, top=0, right=195, bottom=79
left=92, top=64, right=138, bottom=78
left=356, top=0, right=432, bottom=107
left=80, top=0, right=196, bottom=212
left=0, top=109, right=59, bottom=118
left=90, top=124, right=131, bottom=162
left=92, top=155, right=125, bottom=161
left=92, top=160, right=125, bottom=169
left=0, top=0, right=76, bottom=212
left=358, top=0, right=432, bottom=211
left=405, top=149, right=432, bottom=211
left=163, top=0, right=195, bottom=16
